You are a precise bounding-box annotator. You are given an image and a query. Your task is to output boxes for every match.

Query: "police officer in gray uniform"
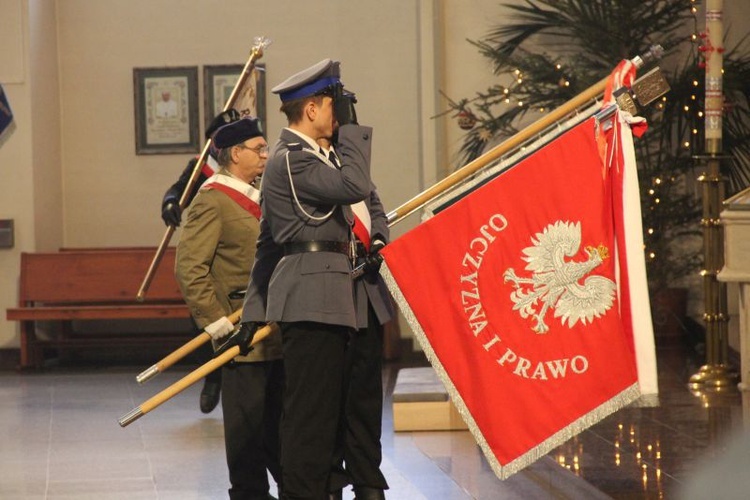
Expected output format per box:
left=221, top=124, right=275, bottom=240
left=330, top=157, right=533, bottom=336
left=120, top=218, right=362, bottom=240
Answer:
left=336, top=187, right=393, bottom=500
left=318, top=133, right=392, bottom=500
left=235, top=59, right=375, bottom=500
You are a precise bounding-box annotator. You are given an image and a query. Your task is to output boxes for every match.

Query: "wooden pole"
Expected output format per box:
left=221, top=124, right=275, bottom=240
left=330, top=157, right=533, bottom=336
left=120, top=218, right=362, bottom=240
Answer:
left=386, top=46, right=664, bottom=226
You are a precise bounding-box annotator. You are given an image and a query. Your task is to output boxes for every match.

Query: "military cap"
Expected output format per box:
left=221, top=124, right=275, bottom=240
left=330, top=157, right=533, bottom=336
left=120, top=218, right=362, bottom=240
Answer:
left=272, top=58, right=341, bottom=102
left=213, top=117, right=264, bottom=149
left=205, top=109, right=241, bottom=140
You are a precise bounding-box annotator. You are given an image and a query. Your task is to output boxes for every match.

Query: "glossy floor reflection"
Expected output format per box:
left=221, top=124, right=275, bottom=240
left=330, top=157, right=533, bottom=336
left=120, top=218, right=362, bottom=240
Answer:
left=0, top=337, right=746, bottom=499
left=547, top=339, right=746, bottom=499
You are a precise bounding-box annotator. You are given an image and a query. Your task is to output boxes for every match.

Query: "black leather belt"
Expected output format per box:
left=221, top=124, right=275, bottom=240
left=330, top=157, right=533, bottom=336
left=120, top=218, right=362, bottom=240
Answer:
left=283, top=240, right=350, bottom=256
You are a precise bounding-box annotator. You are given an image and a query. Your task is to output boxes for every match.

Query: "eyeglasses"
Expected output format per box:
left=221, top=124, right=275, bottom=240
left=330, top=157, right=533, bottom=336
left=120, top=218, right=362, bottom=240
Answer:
left=237, top=143, right=269, bottom=156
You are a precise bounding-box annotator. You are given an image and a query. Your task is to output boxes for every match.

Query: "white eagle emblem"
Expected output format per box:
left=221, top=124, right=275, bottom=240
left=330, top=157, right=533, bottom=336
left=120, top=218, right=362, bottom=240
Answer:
left=503, top=221, right=616, bottom=334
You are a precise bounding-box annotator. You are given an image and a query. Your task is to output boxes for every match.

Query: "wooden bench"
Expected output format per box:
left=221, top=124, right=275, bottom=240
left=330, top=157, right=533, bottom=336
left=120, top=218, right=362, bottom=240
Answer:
left=6, top=248, right=193, bottom=369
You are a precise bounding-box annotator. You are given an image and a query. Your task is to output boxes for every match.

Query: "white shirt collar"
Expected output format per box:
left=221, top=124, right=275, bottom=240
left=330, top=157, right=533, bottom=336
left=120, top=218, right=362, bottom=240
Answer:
left=285, top=127, right=323, bottom=153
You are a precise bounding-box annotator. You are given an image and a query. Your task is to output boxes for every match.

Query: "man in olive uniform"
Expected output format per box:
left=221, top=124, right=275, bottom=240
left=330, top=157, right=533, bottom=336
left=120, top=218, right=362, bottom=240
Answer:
left=239, top=59, right=375, bottom=500
left=175, top=117, right=284, bottom=500
left=161, top=108, right=241, bottom=414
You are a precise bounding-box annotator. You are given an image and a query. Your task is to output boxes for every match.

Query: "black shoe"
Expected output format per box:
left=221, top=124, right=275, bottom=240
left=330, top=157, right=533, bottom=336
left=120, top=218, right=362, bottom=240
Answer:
left=353, top=486, right=385, bottom=500
left=328, top=489, right=342, bottom=500
left=199, top=379, right=221, bottom=414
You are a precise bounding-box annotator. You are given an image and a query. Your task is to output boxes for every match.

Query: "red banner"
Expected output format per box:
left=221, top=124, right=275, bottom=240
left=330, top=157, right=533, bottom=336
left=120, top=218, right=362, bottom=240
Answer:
left=382, top=116, right=650, bottom=478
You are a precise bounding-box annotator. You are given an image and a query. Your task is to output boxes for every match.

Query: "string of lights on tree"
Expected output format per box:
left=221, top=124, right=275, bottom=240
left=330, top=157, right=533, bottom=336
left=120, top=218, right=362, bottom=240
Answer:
left=640, top=0, right=704, bottom=275
left=440, top=0, right=750, bottom=291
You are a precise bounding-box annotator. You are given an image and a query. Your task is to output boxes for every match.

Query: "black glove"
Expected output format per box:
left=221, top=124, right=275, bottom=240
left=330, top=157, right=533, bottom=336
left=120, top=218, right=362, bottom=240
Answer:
left=363, top=240, right=385, bottom=278
left=161, top=198, right=182, bottom=227
left=333, top=85, right=358, bottom=126
left=214, top=322, right=260, bottom=358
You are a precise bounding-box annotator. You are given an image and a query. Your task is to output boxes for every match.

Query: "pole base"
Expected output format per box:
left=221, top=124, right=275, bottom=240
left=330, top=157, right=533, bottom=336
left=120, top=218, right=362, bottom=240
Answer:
left=118, top=407, right=144, bottom=427
left=688, top=363, right=739, bottom=391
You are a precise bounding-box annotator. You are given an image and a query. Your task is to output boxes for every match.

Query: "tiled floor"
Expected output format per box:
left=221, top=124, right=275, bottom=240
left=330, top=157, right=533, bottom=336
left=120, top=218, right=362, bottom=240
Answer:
left=0, top=337, right=747, bottom=499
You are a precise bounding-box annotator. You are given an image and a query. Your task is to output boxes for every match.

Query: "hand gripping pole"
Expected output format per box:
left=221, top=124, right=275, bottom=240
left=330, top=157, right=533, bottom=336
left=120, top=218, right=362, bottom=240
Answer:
left=135, top=309, right=243, bottom=383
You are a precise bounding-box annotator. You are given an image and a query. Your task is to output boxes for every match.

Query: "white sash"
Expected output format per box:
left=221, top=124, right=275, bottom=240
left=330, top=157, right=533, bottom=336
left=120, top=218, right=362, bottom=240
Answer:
left=200, top=171, right=260, bottom=204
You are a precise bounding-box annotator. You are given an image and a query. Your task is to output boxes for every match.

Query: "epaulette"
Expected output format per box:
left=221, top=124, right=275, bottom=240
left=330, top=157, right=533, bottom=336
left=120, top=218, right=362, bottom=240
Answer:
left=287, top=142, right=304, bottom=152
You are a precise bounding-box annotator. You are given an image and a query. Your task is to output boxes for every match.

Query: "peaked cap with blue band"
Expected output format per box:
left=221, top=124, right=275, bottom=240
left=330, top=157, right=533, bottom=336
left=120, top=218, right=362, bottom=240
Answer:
left=272, top=58, right=341, bottom=102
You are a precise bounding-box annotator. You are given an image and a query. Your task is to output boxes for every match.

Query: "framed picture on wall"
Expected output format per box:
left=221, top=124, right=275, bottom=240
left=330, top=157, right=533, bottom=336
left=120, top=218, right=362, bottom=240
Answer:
left=203, top=64, right=266, bottom=134
left=133, top=66, right=200, bottom=155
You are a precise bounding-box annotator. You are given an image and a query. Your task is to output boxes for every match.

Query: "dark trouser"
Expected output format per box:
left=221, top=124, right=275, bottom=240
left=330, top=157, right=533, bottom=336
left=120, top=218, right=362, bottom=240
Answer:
left=222, top=360, right=284, bottom=500
left=279, top=322, right=350, bottom=500
left=197, top=341, right=222, bottom=384
left=330, top=305, right=388, bottom=492
left=343, top=306, right=388, bottom=490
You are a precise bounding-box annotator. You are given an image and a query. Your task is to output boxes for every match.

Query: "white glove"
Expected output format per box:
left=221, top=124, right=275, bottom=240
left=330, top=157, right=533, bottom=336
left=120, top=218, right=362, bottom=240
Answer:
left=205, top=316, right=235, bottom=340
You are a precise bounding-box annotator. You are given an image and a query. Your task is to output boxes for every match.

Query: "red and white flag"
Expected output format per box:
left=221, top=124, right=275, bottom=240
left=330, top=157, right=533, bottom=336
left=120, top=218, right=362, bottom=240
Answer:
left=381, top=112, right=657, bottom=479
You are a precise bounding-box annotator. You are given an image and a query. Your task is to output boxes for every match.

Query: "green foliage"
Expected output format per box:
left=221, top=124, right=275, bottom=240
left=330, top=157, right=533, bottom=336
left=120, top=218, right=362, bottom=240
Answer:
left=446, top=0, right=750, bottom=292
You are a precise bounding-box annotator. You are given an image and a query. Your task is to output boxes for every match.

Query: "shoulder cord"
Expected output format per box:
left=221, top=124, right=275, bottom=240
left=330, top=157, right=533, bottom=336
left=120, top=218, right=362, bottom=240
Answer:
left=285, top=148, right=337, bottom=221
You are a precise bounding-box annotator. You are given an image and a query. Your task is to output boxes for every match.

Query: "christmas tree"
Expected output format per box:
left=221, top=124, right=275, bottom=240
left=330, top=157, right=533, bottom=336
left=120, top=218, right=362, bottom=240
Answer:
left=444, top=0, right=750, bottom=294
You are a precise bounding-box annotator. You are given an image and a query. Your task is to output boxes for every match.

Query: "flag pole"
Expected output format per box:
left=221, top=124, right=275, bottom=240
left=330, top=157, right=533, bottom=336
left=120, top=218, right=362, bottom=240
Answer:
left=136, top=37, right=271, bottom=302
left=386, top=45, right=664, bottom=226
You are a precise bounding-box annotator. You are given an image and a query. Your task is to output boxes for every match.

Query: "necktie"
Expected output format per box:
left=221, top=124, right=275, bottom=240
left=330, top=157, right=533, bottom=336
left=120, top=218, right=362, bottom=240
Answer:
left=328, top=150, right=340, bottom=169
